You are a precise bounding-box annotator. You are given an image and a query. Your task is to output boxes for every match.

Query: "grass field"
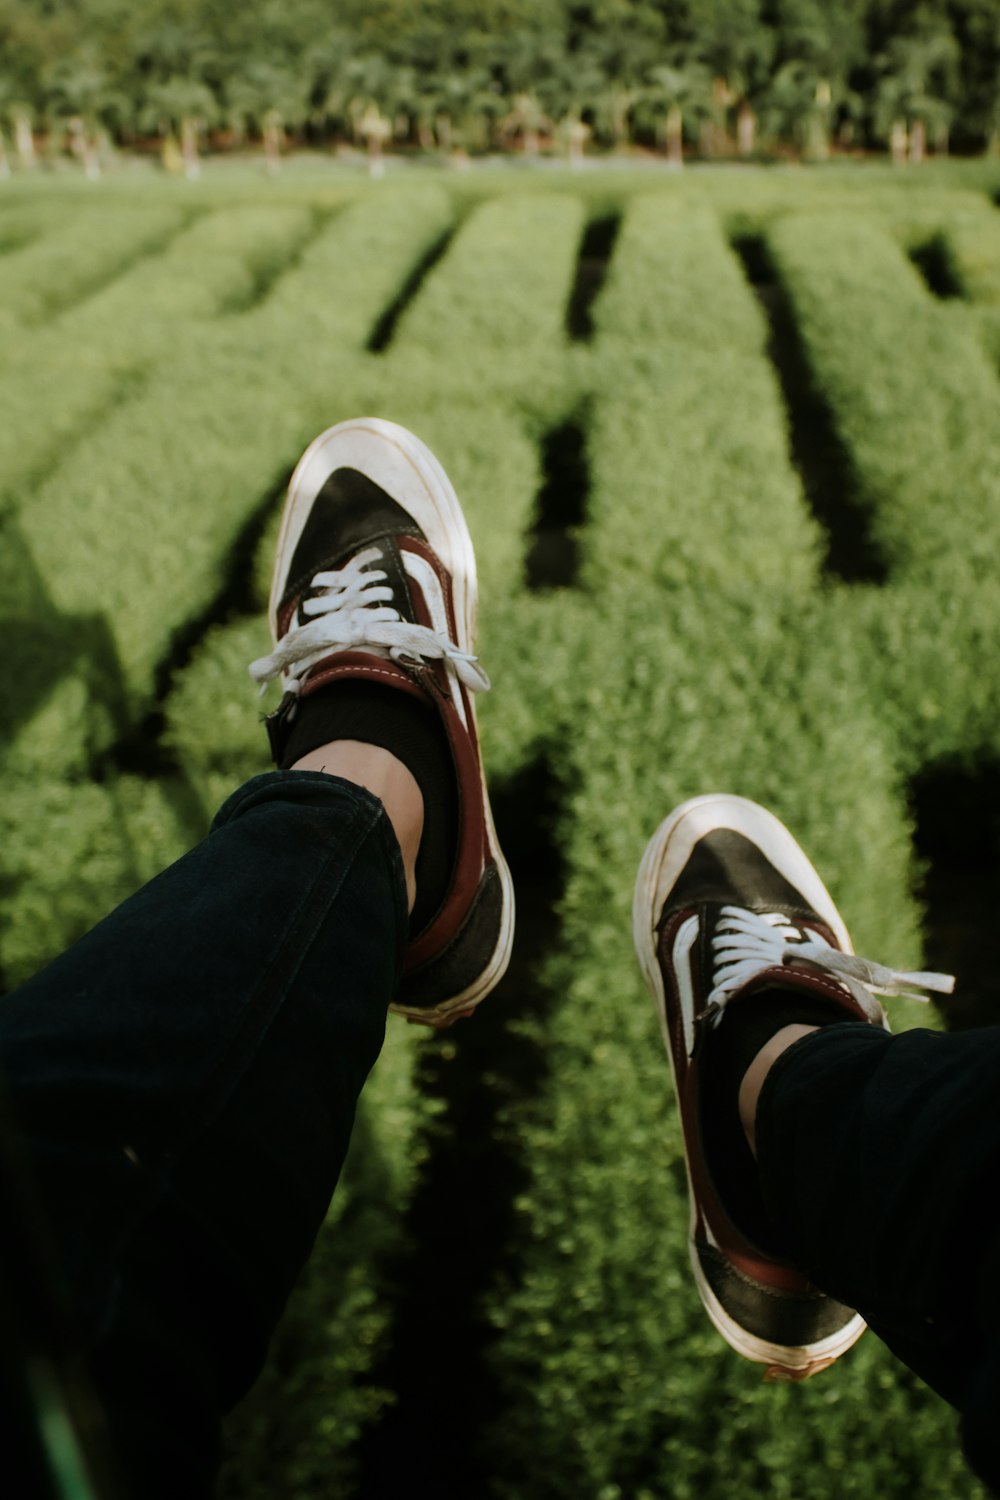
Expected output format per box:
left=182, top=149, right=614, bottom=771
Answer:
left=3, top=154, right=1000, bottom=1499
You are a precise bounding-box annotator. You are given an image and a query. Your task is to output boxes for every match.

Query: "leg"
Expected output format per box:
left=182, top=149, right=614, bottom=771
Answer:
left=1, top=771, right=407, bottom=1496
left=633, top=794, right=998, bottom=1491
left=752, top=1021, right=1000, bottom=1492
left=1, top=416, right=514, bottom=1496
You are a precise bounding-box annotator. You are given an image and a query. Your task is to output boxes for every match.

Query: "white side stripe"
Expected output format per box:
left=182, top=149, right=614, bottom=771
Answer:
left=401, top=549, right=468, bottom=729
left=672, top=914, right=701, bottom=1059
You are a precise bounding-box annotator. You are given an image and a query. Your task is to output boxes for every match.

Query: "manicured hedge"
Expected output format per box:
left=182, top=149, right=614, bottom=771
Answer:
left=0, top=774, right=189, bottom=986
left=56, top=201, right=318, bottom=352
left=8, top=189, right=456, bottom=770
left=585, top=199, right=821, bottom=594
left=2, top=168, right=997, bottom=1500
left=766, top=212, right=1000, bottom=584
left=391, top=191, right=585, bottom=356
left=470, top=192, right=976, bottom=1499
left=943, top=210, right=1000, bottom=369
left=593, top=195, right=767, bottom=356
left=0, top=201, right=188, bottom=326
left=0, top=204, right=317, bottom=526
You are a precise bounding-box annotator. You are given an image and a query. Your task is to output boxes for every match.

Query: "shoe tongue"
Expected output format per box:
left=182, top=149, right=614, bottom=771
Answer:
left=298, top=648, right=436, bottom=705
left=736, top=962, right=862, bottom=1018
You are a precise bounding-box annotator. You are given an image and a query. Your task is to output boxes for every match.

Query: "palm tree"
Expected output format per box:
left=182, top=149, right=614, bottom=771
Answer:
left=583, top=23, right=664, bottom=151
left=759, top=60, right=835, bottom=160
left=43, top=56, right=127, bottom=178
left=987, top=60, right=1000, bottom=156
left=498, top=91, right=552, bottom=156
left=338, top=50, right=404, bottom=165
left=873, top=27, right=959, bottom=164
left=358, top=103, right=391, bottom=176
left=225, top=63, right=311, bottom=171
left=140, top=76, right=217, bottom=178
left=422, top=66, right=502, bottom=158
left=11, top=102, right=35, bottom=168
left=638, top=60, right=713, bottom=166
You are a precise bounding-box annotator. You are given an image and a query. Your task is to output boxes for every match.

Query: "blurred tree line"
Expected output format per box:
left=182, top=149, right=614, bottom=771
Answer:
left=1, top=0, right=999, bottom=175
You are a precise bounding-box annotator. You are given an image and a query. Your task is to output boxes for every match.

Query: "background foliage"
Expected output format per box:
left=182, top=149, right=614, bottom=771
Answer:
left=2, top=0, right=1000, bottom=168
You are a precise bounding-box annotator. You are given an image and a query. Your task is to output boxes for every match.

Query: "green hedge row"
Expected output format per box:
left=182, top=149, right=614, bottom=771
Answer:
left=0, top=201, right=189, bottom=327
left=584, top=198, right=821, bottom=595
left=765, top=212, right=1000, bottom=585
left=481, top=589, right=964, bottom=1500
left=465, top=192, right=974, bottom=1498
left=0, top=199, right=57, bottom=258
left=4, top=170, right=998, bottom=1500
left=944, top=209, right=1000, bottom=369
left=0, top=203, right=320, bottom=530
left=0, top=772, right=190, bottom=987
left=55, top=201, right=319, bottom=352
left=6, top=188, right=455, bottom=774
left=390, top=191, right=584, bottom=368
left=594, top=194, right=766, bottom=357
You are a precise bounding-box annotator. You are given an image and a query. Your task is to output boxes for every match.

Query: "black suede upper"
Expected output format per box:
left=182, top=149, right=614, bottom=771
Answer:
left=664, top=829, right=813, bottom=920
left=284, top=467, right=425, bottom=609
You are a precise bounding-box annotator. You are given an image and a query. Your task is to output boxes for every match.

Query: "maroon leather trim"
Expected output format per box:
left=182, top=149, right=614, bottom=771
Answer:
left=391, top=533, right=490, bottom=967
left=277, top=597, right=297, bottom=636
left=404, top=682, right=488, bottom=970
left=299, top=651, right=432, bottom=704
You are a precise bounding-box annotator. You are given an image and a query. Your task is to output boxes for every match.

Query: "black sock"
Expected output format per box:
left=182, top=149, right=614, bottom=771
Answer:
left=701, top=988, right=849, bottom=1253
left=279, top=681, right=457, bottom=935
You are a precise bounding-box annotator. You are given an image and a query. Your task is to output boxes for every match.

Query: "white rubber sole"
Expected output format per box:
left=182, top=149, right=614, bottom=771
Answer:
left=633, top=794, right=866, bottom=1375
left=272, top=418, right=514, bottom=1027
left=694, top=1241, right=866, bottom=1379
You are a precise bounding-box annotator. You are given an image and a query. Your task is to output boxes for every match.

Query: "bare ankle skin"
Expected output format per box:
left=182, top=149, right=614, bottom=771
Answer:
left=738, top=1024, right=820, bottom=1156
left=290, top=740, right=424, bottom=912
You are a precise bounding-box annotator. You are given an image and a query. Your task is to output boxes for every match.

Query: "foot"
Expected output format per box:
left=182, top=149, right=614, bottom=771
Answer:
left=632, top=793, right=953, bottom=1380
left=249, top=417, right=515, bottom=1026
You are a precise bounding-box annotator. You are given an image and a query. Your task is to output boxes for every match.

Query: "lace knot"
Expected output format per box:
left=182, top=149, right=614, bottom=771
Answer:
left=706, top=906, right=955, bottom=1029
left=248, top=546, right=490, bottom=697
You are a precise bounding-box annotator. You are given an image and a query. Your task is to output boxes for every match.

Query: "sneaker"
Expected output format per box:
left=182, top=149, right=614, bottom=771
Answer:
left=633, top=793, right=953, bottom=1380
left=249, top=417, right=514, bottom=1026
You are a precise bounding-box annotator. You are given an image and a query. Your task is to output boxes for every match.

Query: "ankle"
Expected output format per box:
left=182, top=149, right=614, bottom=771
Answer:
left=290, top=739, right=424, bottom=911
left=737, top=1023, right=820, bottom=1155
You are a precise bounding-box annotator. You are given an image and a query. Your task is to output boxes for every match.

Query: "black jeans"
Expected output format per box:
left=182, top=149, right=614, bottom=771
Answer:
left=0, top=772, right=406, bottom=1497
left=758, top=1023, right=1000, bottom=1492
left=2, top=772, right=998, bottom=1494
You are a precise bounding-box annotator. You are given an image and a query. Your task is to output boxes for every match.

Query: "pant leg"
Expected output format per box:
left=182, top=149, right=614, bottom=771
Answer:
left=0, top=771, right=408, bottom=1499
left=756, top=1023, right=1000, bottom=1492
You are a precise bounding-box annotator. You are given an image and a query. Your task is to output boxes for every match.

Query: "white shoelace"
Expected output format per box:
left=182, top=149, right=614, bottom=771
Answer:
left=706, top=906, right=955, bottom=1026
left=248, top=546, right=490, bottom=696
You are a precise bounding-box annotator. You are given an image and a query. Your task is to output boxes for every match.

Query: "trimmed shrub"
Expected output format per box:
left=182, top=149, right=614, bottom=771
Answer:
left=9, top=189, right=457, bottom=755
left=3, top=169, right=998, bottom=1500
left=391, top=192, right=585, bottom=356
left=585, top=199, right=820, bottom=594
left=0, top=202, right=189, bottom=326
left=766, top=213, right=1000, bottom=585
left=594, top=195, right=767, bottom=356
left=0, top=774, right=189, bottom=986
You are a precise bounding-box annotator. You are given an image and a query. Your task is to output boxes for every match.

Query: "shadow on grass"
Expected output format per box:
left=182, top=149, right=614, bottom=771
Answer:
left=911, top=758, right=1000, bottom=1031
left=730, top=231, right=888, bottom=586
left=355, top=759, right=566, bottom=1500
